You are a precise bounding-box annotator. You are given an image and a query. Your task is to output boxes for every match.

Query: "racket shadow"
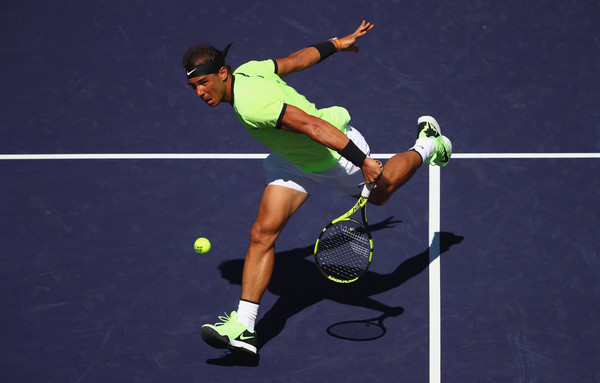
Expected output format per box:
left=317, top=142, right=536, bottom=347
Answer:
left=326, top=309, right=404, bottom=341
left=215, top=224, right=464, bottom=353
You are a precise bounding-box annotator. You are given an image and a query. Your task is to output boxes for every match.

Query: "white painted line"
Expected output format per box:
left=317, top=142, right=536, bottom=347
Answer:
left=429, top=165, right=442, bottom=383
left=451, top=153, right=600, bottom=159
left=0, top=153, right=269, bottom=160
left=1, top=152, right=599, bottom=160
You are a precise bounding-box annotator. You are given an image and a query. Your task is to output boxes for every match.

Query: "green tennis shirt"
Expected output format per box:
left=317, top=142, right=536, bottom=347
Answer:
left=231, top=59, right=351, bottom=173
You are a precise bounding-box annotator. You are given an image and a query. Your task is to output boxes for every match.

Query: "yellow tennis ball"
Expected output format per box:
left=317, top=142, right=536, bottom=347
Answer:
left=194, top=237, right=211, bottom=254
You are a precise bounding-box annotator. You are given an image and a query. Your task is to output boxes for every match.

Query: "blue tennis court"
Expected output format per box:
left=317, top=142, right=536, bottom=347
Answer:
left=2, top=1, right=598, bottom=382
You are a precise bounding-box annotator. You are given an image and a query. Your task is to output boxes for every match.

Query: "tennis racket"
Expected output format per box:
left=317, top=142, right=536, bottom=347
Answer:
left=314, top=183, right=374, bottom=283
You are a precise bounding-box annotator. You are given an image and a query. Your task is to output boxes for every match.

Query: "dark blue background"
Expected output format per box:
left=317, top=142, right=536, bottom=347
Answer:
left=1, top=1, right=599, bottom=382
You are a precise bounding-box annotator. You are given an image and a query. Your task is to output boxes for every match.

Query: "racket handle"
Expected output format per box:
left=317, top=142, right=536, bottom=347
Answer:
left=361, top=183, right=374, bottom=198
left=361, top=160, right=381, bottom=198
left=360, top=160, right=382, bottom=198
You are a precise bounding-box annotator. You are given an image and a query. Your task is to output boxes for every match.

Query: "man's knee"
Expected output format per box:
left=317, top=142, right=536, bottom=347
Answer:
left=249, top=218, right=281, bottom=246
left=369, top=194, right=388, bottom=206
left=369, top=184, right=394, bottom=206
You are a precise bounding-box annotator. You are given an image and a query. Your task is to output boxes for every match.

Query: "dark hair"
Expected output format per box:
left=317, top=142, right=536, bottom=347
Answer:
left=182, top=44, right=234, bottom=74
left=182, top=44, right=223, bottom=68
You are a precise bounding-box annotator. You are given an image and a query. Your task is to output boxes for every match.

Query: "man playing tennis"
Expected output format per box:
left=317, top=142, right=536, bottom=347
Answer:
left=183, top=20, right=451, bottom=355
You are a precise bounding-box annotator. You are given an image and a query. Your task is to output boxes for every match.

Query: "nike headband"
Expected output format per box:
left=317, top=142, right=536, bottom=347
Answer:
left=186, top=42, right=233, bottom=79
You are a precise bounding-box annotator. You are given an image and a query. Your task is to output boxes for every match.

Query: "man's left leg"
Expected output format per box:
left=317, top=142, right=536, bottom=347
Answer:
left=200, top=185, right=308, bottom=354
left=370, top=116, right=452, bottom=205
left=370, top=150, right=423, bottom=205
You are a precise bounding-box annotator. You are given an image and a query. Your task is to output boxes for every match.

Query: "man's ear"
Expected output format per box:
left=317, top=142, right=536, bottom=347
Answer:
left=218, top=66, right=229, bottom=81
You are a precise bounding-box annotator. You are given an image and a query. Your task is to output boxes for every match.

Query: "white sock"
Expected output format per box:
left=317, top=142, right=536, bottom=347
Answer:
left=237, top=300, right=259, bottom=332
left=409, top=137, right=436, bottom=163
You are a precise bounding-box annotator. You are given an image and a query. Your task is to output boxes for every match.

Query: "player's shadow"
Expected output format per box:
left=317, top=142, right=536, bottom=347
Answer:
left=207, top=219, right=463, bottom=366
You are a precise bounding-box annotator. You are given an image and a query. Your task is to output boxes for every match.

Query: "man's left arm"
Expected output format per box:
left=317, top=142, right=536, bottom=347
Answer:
left=275, top=20, right=374, bottom=78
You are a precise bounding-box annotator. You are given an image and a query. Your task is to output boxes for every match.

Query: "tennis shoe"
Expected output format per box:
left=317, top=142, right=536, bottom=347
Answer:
left=417, top=116, right=452, bottom=167
left=200, top=311, right=258, bottom=355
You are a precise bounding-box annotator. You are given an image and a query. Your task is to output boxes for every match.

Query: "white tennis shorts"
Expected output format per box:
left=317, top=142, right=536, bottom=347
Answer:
left=263, top=125, right=370, bottom=196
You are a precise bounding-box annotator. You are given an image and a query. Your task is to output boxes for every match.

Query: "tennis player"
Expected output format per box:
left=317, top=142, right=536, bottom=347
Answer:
left=183, top=20, right=451, bottom=355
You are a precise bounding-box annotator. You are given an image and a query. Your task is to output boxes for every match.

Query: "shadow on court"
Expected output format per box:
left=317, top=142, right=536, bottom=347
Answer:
left=207, top=227, right=464, bottom=366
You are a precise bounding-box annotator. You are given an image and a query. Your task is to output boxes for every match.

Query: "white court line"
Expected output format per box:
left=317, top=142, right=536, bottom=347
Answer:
left=429, top=166, right=442, bottom=383
left=378, top=153, right=600, bottom=159
left=1, top=152, right=599, bottom=160
left=452, top=153, right=600, bottom=159
left=0, top=153, right=269, bottom=160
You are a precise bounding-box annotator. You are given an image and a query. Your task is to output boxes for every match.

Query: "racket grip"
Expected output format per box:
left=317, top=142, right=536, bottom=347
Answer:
left=361, top=183, right=374, bottom=198
left=361, top=160, right=381, bottom=198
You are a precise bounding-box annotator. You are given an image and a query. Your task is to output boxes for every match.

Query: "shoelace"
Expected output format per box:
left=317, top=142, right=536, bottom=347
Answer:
left=213, top=312, right=234, bottom=326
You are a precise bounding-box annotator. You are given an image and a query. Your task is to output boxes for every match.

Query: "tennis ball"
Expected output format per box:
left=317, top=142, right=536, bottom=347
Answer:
left=194, top=237, right=211, bottom=254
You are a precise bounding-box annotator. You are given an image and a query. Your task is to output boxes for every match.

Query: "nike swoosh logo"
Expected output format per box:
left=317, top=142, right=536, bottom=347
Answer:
left=239, top=334, right=255, bottom=340
left=187, top=68, right=197, bottom=76
left=441, top=147, right=448, bottom=162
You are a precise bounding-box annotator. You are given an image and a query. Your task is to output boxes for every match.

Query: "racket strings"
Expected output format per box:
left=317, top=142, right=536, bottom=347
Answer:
left=316, top=220, right=371, bottom=281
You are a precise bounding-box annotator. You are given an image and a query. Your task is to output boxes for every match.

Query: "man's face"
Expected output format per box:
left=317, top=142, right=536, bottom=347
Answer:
left=188, top=69, right=227, bottom=107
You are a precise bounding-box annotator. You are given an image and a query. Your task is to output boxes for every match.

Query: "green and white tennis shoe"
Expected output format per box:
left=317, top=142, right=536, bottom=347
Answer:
left=200, top=311, right=258, bottom=354
left=417, top=115, right=452, bottom=167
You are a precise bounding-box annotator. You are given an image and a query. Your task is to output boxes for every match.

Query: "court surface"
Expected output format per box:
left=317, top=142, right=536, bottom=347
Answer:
left=1, top=1, right=599, bottom=382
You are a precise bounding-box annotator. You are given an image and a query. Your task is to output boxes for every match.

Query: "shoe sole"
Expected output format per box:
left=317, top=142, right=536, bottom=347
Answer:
left=417, top=116, right=442, bottom=136
left=200, top=326, right=230, bottom=349
left=200, top=326, right=258, bottom=355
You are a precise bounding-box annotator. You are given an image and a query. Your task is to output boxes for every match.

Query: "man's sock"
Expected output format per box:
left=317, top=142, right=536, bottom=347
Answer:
left=237, top=299, right=259, bottom=332
left=409, top=137, right=436, bottom=163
